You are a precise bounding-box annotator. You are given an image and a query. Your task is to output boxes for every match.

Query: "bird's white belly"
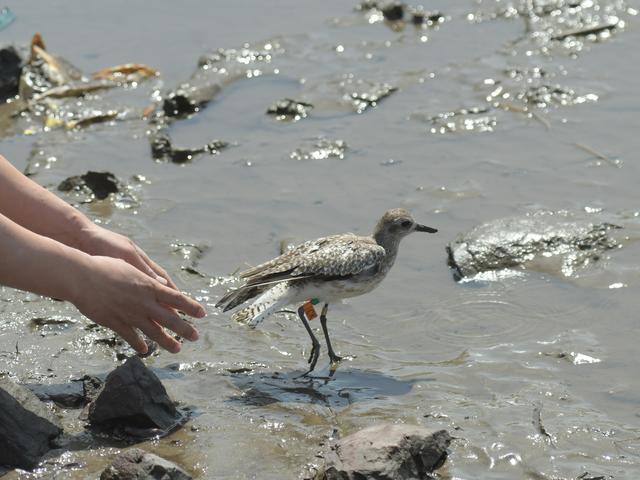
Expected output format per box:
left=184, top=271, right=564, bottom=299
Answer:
left=294, top=276, right=383, bottom=304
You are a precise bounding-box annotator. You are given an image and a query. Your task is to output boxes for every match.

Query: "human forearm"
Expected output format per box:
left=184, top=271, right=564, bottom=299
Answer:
left=0, top=155, right=176, bottom=286
left=0, top=212, right=88, bottom=303
left=0, top=154, right=92, bottom=250
left=0, top=212, right=205, bottom=354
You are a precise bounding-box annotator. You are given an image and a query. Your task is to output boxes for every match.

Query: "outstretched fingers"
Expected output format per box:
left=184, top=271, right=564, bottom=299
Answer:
left=136, top=246, right=177, bottom=289
left=141, top=318, right=182, bottom=353
left=156, top=285, right=206, bottom=318
left=114, top=322, right=149, bottom=354
left=150, top=304, right=199, bottom=342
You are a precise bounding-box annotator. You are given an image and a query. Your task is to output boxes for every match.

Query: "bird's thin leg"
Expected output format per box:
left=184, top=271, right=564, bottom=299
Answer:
left=320, top=303, right=342, bottom=364
left=297, top=305, right=320, bottom=374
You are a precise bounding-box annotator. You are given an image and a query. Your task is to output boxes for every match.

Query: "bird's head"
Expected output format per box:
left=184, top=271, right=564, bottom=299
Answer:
left=374, top=208, right=437, bottom=244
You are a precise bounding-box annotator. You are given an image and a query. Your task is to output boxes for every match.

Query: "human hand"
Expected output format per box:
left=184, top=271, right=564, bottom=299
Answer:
left=79, top=223, right=176, bottom=288
left=70, top=254, right=206, bottom=354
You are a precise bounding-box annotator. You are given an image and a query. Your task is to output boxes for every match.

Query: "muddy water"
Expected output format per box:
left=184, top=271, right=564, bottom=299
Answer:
left=2, top=0, right=640, bottom=478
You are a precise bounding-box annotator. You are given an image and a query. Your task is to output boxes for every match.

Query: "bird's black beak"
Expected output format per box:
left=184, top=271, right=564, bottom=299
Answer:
left=415, top=224, right=438, bottom=233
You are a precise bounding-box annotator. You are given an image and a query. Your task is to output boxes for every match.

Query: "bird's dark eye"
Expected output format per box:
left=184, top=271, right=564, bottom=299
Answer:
left=401, top=220, right=412, bottom=229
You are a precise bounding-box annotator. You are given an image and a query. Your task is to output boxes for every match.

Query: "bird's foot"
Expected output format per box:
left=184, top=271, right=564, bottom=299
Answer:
left=328, top=352, right=343, bottom=364
left=328, top=352, right=345, bottom=377
left=302, top=341, right=321, bottom=376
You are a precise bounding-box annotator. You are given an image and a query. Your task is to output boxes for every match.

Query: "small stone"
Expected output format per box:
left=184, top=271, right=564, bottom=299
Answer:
left=267, top=98, right=313, bottom=121
left=150, top=133, right=228, bottom=164
left=382, top=3, right=405, bottom=21
left=24, top=381, right=85, bottom=408
left=290, top=138, right=347, bottom=161
left=100, top=448, right=192, bottom=480
left=58, top=171, right=120, bottom=200
left=316, top=423, right=451, bottom=480
left=162, top=90, right=199, bottom=118
left=347, top=83, right=397, bottom=113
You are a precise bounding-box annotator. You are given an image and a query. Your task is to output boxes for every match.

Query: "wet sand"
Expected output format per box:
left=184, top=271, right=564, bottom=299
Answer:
left=1, top=0, right=640, bottom=478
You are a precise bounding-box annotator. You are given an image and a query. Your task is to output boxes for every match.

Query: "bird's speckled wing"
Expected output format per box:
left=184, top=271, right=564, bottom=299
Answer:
left=239, top=234, right=385, bottom=284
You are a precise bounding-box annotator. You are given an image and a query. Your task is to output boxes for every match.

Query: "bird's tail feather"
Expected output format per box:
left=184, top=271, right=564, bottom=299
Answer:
left=232, top=283, right=289, bottom=327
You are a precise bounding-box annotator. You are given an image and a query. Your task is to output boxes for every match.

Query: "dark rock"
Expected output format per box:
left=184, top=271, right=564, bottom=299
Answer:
left=58, top=171, right=120, bottom=200
left=25, top=381, right=85, bottom=408
left=446, top=215, right=621, bottom=280
left=24, top=375, right=104, bottom=409
left=382, top=3, right=405, bottom=21
left=266, top=98, right=313, bottom=121
left=0, top=375, right=63, bottom=470
left=411, top=11, right=444, bottom=26
left=316, top=424, right=451, bottom=480
left=0, top=46, right=22, bottom=102
left=29, top=315, right=77, bottom=335
left=100, top=448, right=192, bottom=480
left=87, top=356, right=184, bottom=437
left=162, top=89, right=200, bottom=118
left=150, top=132, right=228, bottom=164
left=161, top=79, right=223, bottom=119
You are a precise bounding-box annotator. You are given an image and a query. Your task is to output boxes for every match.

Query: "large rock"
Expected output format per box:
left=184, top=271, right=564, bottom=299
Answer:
left=100, top=448, right=192, bottom=480
left=316, top=424, right=451, bottom=480
left=0, top=375, right=63, bottom=470
left=446, top=214, right=621, bottom=280
left=88, top=356, right=183, bottom=436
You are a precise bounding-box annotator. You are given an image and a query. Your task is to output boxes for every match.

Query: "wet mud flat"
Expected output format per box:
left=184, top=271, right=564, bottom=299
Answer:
left=2, top=0, right=640, bottom=478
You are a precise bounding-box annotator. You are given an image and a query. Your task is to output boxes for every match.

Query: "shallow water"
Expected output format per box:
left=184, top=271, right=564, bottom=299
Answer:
left=1, top=0, right=640, bottom=478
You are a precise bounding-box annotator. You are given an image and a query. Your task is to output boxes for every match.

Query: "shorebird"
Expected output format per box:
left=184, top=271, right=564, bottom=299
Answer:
left=216, top=208, right=437, bottom=374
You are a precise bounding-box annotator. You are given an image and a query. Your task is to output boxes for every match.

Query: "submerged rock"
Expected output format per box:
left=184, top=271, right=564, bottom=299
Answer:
left=150, top=133, right=228, bottom=164
left=100, top=448, right=192, bottom=480
left=290, top=138, right=347, bottom=161
left=411, top=10, right=444, bottom=26
left=87, top=356, right=185, bottom=439
left=345, top=81, right=397, bottom=113
left=424, top=106, right=496, bottom=134
left=162, top=87, right=212, bottom=118
left=266, top=98, right=313, bottom=121
left=0, top=375, right=63, bottom=470
left=58, top=171, right=120, bottom=200
left=447, top=214, right=621, bottom=280
left=171, top=242, right=210, bottom=277
left=0, top=45, right=23, bottom=102
left=316, top=424, right=451, bottom=480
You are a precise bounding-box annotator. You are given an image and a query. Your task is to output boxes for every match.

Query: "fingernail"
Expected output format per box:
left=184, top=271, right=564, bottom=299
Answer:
left=198, top=306, right=206, bottom=317
left=156, top=275, right=168, bottom=285
left=191, top=329, right=199, bottom=341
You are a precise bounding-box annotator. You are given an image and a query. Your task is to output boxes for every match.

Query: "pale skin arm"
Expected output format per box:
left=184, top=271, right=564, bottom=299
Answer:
left=0, top=212, right=205, bottom=354
left=0, top=155, right=174, bottom=287
left=0, top=154, right=205, bottom=353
